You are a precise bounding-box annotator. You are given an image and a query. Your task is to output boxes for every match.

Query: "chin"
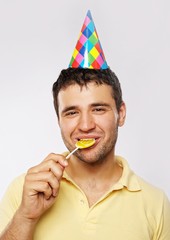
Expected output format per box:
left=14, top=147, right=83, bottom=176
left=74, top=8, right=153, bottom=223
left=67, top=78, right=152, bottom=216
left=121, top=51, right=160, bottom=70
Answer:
left=75, top=151, right=107, bottom=165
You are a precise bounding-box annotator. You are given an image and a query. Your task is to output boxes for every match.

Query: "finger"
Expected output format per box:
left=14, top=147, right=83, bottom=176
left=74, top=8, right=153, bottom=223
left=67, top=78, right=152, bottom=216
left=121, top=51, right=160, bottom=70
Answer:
left=28, top=157, right=67, bottom=177
left=24, top=180, right=54, bottom=200
left=26, top=171, right=60, bottom=197
left=44, top=153, right=68, bottom=167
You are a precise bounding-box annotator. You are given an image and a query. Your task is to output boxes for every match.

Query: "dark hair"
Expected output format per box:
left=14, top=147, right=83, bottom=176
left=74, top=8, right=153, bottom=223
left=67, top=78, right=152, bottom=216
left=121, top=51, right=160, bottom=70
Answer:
left=52, top=67, right=123, bottom=117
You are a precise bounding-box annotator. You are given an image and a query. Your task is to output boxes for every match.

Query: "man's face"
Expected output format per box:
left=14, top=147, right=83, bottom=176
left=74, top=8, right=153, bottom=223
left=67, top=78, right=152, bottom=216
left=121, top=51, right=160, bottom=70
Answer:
left=58, top=82, right=126, bottom=164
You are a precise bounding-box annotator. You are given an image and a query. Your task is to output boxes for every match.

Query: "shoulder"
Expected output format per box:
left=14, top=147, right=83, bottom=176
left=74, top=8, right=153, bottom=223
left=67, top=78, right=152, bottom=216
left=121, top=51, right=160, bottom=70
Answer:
left=135, top=175, right=170, bottom=212
left=117, top=155, right=170, bottom=207
left=0, top=174, right=26, bottom=233
left=1, top=173, right=26, bottom=205
left=135, top=174, right=163, bottom=195
left=137, top=175, right=167, bottom=199
left=7, top=173, right=26, bottom=191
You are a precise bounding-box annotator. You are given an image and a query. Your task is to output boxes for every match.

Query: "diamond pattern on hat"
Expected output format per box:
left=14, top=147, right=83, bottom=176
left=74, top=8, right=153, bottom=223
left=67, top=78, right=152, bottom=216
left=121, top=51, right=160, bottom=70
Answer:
left=69, top=10, right=108, bottom=69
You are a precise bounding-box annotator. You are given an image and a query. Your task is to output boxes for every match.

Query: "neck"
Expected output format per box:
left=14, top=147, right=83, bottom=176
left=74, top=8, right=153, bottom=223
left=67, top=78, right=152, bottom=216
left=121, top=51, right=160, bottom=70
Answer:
left=66, top=152, right=122, bottom=187
left=65, top=153, right=123, bottom=207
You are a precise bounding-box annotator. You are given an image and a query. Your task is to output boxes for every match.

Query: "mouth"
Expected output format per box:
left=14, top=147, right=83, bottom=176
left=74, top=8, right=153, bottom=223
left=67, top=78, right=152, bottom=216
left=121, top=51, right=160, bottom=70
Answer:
left=76, top=137, right=99, bottom=142
left=75, top=136, right=100, bottom=149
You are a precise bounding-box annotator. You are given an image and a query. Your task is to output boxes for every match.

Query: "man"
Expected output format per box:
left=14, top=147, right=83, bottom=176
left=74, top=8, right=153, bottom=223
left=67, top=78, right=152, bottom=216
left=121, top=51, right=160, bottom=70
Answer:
left=0, top=11, right=170, bottom=240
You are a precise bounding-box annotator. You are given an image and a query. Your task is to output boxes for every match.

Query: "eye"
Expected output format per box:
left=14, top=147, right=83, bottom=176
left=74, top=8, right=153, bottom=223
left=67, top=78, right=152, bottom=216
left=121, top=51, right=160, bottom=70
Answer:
left=92, top=107, right=107, bottom=114
left=64, top=110, right=79, bottom=117
left=94, top=107, right=105, bottom=111
left=92, top=106, right=112, bottom=114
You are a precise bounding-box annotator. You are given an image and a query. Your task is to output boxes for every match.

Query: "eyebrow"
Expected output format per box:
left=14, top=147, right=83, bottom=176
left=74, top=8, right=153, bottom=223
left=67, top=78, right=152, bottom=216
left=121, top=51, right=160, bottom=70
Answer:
left=90, top=102, right=111, bottom=108
left=61, top=102, right=112, bottom=115
left=61, top=106, right=78, bottom=115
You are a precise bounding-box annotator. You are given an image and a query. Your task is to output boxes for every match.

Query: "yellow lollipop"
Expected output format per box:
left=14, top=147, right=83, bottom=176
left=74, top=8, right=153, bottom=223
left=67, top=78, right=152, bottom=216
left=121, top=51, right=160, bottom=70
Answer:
left=66, top=138, right=95, bottom=159
left=75, top=138, right=95, bottom=149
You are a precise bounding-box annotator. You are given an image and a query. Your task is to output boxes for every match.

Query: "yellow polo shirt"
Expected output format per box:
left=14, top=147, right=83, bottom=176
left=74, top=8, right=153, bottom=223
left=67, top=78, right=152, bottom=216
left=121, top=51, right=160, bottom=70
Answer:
left=0, top=156, right=170, bottom=240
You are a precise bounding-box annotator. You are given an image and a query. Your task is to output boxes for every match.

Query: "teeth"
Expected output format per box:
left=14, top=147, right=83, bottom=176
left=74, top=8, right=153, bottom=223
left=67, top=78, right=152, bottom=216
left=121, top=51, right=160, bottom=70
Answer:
left=80, top=139, right=93, bottom=141
left=77, top=138, right=96, bottom=141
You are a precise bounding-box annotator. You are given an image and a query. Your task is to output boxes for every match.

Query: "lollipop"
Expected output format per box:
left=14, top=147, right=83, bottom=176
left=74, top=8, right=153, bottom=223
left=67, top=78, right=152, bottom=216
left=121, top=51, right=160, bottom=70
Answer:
left=76, top=138, right=95, bottom=148
left=66, top=138, right=95, bottom=159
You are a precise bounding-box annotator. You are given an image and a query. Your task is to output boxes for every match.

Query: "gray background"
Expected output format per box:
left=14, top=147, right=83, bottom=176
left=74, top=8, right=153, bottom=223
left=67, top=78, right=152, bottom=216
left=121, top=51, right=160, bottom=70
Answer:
left=0, top=0, right=170, bottom=199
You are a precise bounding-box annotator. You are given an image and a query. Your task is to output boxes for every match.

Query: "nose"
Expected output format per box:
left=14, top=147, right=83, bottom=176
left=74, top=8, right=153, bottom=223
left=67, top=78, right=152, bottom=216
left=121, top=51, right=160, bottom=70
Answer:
left=78, top=112, right=96, bottom=132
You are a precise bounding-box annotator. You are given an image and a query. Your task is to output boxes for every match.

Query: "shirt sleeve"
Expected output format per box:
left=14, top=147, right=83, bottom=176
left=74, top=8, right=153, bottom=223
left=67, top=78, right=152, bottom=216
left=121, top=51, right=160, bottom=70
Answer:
left=154, top=192, right=170, bottom=240
left=0, top=174, right=25, bottom=233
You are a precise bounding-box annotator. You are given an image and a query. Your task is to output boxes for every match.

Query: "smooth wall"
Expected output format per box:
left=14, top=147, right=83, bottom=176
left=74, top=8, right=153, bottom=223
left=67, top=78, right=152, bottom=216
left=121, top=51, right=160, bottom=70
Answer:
left=0, top=0, right=170, bottom=199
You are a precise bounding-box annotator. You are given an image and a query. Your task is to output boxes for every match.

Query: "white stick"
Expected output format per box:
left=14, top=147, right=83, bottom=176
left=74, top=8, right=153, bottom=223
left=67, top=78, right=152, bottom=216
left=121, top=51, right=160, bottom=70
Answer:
left=65, top=147, right=79, bottom=159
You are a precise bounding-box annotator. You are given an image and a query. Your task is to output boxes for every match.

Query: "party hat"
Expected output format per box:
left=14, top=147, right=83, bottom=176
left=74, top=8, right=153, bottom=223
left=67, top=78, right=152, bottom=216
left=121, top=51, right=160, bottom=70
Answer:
left=69, top=10, right=108, bottom=69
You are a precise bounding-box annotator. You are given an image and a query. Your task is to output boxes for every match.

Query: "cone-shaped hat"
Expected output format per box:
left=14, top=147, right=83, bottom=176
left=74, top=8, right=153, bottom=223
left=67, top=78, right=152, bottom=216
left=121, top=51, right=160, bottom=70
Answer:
left=69, top=10, right=108, bottom=69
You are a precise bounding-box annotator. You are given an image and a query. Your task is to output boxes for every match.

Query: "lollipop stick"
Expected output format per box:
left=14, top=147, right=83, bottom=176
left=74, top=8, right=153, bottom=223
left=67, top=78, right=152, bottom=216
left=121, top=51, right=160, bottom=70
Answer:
left=66, top=147, right=79, bottom=159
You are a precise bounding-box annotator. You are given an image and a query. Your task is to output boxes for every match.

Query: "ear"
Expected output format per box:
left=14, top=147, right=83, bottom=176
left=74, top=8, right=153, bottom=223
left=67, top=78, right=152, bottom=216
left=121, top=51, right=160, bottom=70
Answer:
left=118, top=102, right=126, bottom=127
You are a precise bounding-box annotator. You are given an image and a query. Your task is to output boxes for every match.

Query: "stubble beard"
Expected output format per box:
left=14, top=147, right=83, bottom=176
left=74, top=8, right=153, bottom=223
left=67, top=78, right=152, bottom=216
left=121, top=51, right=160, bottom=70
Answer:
left=75, top=131, right=118, bottom=166
left=62, top=126, right=119, bottom=166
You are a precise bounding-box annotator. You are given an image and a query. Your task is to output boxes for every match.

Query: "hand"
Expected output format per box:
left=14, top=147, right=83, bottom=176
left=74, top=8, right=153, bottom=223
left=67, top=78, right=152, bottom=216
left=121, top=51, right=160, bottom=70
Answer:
left=18, top=153, right=68, bottom=222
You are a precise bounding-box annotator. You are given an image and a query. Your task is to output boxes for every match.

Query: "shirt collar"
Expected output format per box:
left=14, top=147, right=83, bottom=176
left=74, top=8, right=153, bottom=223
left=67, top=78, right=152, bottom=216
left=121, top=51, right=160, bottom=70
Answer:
left=114, top=156, right=142, bottom=192
left=62, top=153, right=142, bottom=192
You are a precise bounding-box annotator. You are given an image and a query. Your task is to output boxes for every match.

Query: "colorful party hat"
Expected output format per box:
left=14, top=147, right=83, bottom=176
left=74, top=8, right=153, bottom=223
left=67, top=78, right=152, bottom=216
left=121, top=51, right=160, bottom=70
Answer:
left=69, top=10, right=108, bottom=69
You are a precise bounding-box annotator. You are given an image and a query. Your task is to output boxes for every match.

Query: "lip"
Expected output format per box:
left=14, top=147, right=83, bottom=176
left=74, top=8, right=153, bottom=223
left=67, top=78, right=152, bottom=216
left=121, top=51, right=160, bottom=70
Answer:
left=75, top=135, right=100, bottom=140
